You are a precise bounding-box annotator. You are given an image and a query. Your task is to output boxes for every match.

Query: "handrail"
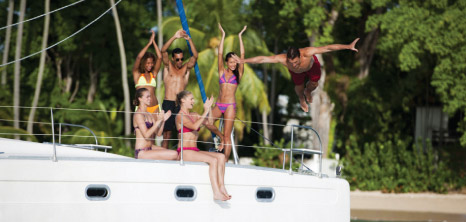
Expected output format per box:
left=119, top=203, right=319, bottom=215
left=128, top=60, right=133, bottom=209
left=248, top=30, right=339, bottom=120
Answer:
left=285, top=124, right=323, bottom=177
left=58, top=123, right=99, bottom=146
left=22, top=106, right=320, bottom=168
left=230, top=127, right=239, bottom=165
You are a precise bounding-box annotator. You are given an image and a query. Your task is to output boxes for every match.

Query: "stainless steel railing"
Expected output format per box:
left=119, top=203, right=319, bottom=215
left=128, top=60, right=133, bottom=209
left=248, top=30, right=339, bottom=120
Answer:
left=50, top=108, right=110, bottom=161
left=283, top=124, right=323, bottom=177
left=58, top=123, right=99, bottom=146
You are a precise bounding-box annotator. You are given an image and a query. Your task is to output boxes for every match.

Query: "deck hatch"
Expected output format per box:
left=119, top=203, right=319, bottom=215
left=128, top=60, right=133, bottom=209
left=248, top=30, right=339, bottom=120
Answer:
left=256, top=187, right=275, bottom=202
left=85, top=184, right=110, bottom=201
left=175, top=186, right=197, bottom=201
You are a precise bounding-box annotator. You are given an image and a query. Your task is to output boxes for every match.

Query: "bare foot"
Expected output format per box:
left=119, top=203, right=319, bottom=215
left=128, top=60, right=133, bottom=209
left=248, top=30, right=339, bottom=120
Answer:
left=299, top=96, right=309, bottom=112
left=304, top=88, right=313, bottom=103
left=220, top=185, right=231, bottom=199
left=214, top=192, right=229, bottom=201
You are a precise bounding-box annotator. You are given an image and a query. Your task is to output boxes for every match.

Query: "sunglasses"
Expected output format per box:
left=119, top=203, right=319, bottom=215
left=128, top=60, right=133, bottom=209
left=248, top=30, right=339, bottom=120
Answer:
left=175, top=58, right=183, bottom=62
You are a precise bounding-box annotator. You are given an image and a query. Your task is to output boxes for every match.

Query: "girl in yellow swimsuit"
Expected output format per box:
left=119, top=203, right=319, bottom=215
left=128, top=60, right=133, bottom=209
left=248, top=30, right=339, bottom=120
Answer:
left=132, top=30, right=162, bottom=113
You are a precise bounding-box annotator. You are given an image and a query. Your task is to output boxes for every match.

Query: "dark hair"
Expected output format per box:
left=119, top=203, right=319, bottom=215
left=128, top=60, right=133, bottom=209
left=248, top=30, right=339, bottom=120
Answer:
left=139, top=52, right=156, bottom=73
left=286, top=46, right=300, bottom=60
left=172, top=48, right=183, bottom=57
left=225, top=52, right=240, bottom=84
left=133, top=88, right=149, bottom=106
left=176, top=90, right=192, bottom=106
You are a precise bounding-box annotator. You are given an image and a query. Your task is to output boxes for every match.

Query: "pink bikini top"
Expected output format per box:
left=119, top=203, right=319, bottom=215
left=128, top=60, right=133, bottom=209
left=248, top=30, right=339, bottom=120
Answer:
left=178, top=112, right=200, bottom=133
left=219, top=72, right=238, bottom=85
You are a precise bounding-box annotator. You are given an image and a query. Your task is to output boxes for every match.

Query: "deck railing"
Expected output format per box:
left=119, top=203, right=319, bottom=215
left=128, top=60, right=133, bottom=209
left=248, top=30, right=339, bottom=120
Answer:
left=285, top=125, right=323, bottom=177
left=47, top=107, right=320, bottom=175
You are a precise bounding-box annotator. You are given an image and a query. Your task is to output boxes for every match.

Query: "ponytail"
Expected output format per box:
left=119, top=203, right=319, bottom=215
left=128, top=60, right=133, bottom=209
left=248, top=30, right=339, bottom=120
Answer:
left=176, top=90, right=192, bottom=106
left=133, top=87, right=149, bottom=106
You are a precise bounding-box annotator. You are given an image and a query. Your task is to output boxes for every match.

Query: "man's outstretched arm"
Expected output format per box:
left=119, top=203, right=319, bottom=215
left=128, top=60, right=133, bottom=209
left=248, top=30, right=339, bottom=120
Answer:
left=304, top=38, right=359, bottom=56
left=233, top=54, right=287, bottom=65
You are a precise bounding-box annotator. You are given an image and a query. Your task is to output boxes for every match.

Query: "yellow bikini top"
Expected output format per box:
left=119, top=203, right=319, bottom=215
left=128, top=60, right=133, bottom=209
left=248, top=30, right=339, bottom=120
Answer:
left=135, top=72, right=156, bottom=88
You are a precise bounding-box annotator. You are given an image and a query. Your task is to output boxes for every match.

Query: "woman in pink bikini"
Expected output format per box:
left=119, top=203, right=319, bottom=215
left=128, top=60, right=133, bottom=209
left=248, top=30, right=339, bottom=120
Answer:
left=211, top=23, right=247, bottom=161
left=133, top=88, right=178, bottom=160
left=175, top=90, right=230, bottom=201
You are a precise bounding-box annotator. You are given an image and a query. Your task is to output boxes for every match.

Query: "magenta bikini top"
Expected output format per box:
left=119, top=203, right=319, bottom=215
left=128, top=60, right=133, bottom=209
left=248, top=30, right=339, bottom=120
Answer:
left=178, top=112, right=200, bottom=133
left=219, top=72, right=238, bottom=85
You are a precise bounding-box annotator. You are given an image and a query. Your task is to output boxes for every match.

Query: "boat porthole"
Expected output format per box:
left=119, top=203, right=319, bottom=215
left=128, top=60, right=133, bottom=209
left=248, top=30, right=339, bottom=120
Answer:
left=256, top=187, right=275, bottom=202
left=85, top=184, right=110, bottom=201
left=174, top=185, right=197, bottom=201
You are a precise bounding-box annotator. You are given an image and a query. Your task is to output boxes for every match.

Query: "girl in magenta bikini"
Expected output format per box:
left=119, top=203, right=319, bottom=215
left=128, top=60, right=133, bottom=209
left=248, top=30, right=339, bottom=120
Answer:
left=211, top=23, right=247, bottom=162
left=133, top=88, right=178, bottom=160
left=175, top=90, right=230, bottom=201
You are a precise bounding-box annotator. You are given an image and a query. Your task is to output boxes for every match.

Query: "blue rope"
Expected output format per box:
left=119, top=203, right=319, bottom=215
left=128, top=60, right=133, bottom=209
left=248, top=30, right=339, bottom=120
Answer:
left=175, top=0, right=207, bottom=103
left=176, top=0, right=216, bottom=140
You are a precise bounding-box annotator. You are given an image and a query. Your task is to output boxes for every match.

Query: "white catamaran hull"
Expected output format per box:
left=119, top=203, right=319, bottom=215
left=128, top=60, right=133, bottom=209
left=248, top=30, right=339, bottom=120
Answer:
left=0, top=138, right=350, bottom=221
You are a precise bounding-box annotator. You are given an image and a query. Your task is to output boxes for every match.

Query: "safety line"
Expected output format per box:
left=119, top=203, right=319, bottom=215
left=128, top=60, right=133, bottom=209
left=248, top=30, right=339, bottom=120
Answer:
left=0, top=0, right=86, bottom=31
left=0, top=0, right=122, bottom=67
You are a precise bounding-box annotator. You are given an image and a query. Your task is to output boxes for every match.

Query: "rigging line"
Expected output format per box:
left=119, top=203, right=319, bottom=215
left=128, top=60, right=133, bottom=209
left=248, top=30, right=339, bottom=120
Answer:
left=0, top=133, right=286, bottom=150
left=0, top=133, right=52, bottom=136
left=0, top=118, right=52, bottom=125
left=235, top=117, right=280, bottom=148
left=0, top=105, right=288, bottom=127
left=57, top=134, right=286, bottom=150
left=0, top=105, right=135, bottom=114
left=0, top=0, right=86, bottom=31
left=0, top=0, right=122, bottom=68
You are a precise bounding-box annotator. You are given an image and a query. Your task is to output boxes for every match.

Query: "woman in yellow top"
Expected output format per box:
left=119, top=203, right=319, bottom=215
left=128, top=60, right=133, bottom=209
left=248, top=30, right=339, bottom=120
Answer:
left=132, top=30, right=162, bottom=113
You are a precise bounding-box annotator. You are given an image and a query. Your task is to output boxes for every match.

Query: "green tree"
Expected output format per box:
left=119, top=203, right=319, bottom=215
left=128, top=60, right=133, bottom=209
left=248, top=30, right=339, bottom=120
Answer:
left=366, top=0, right=466, bottom=146
left=27, top=0, right=50, bottom=136
left=13, top=0, right=27, bottom=139
left=1, top=0, right=14, bottom=86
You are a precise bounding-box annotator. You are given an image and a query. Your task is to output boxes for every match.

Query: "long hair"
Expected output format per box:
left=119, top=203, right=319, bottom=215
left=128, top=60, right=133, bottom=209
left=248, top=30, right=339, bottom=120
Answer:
left=176, top=90, right=192, bottom=107
left=225, top=52, right=240, bottom=84
left=139, top=52, right=156, bottom=73
left=133, top=87, right=149, bottom=106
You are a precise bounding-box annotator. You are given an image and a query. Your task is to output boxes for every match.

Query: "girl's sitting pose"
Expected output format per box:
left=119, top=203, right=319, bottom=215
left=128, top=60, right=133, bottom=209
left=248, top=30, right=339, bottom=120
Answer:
left=175, top=90, right=230, bottom=201
left=133, top=87, right=177, bottom=160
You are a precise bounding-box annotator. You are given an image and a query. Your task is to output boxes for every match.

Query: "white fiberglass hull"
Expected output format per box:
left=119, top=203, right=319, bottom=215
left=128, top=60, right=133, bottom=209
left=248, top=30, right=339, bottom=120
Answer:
left=0, top=138, right=350, bottom=221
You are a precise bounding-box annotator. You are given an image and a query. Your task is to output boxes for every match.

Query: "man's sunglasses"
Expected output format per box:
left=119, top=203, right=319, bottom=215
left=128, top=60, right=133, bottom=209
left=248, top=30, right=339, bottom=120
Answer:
left=175, top=58, right=183, bottom=62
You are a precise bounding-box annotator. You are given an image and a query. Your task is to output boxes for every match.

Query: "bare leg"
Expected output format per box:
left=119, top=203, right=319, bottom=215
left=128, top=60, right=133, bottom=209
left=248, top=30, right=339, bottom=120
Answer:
left=162, top=131, right=172, bottom=148
left=211, top=105, right=225, bottom=149
left=203, top=151, right=230, bottom=199
left=222, top=105, right=236, bottom=162
left=294, top=84, right=308, bottom=112
left=304, top=81, right=318, bottom=103
left=138, top=146, right=178, bottom=160
left=183, top=150, right=228, bottom=201
left=211, top=106, right=223, bottom=123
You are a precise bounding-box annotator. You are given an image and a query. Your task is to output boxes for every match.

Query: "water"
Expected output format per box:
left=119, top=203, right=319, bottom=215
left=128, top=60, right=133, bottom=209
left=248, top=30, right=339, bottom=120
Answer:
left=351, top=210, right=466, bottom=222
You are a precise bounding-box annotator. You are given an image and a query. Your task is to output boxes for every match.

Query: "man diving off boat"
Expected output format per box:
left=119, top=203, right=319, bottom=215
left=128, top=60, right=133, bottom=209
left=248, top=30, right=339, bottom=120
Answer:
left=160, top=29, right=198, bottom=148
left=233, top=38, right=359, bottom=112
